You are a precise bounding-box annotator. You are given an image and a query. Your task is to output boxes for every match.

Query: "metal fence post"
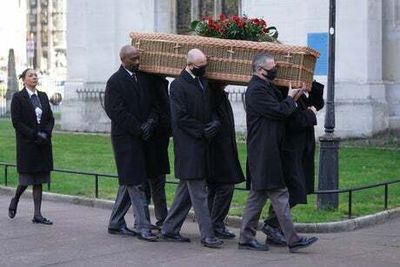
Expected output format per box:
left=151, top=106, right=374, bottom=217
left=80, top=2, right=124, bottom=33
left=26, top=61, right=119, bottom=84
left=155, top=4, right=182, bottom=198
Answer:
left=95, top=175, right=99, bottom=198
left=4, top=165, right=8, bottom=186
left=384, top=184, right=388, bottom=210
left=348, top=190, right=352, bottom=218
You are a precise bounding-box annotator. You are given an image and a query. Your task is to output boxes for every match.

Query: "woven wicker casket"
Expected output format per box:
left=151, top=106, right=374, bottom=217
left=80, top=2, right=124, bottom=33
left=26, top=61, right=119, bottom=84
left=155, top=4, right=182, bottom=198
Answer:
left=130, top=32, right=320, bottom=90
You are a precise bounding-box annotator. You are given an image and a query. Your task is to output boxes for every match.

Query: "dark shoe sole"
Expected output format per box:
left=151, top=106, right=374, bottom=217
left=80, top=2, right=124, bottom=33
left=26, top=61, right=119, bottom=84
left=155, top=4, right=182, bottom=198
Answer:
left=32, top=218, right=53, bottom=225
left=266, top=238, right=287, bottom=247
left=202, top=242, right=224, bottom=248
left=107, top=229, right=137, bottom=236
left=238, top=243, right=269, bottom=251
left=161, top=237, right=191, bottom=242
left=161, top=234, right=191, bottom=242
left=289, top=238, right=318, bottom=253
left=137, top=235, right=158, bottom=242
left=215, top=233, right=236, bottom=239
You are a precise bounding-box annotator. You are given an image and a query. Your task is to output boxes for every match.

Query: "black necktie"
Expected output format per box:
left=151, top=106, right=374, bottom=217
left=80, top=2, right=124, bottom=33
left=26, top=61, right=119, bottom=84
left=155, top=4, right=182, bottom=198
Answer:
left=197, top=77, right=204, bottom=91
left=131, top=72, right=138, bottom=83
left=31, top=94, right=42, bottom=109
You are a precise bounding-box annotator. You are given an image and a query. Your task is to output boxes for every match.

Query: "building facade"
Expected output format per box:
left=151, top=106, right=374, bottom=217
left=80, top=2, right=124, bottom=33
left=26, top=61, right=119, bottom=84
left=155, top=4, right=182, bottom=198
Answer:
left=27, top=0, right=67, bottom=76
left=0, top=0, right=27, bottom=82
left=62, top=0, right=400, bottom=138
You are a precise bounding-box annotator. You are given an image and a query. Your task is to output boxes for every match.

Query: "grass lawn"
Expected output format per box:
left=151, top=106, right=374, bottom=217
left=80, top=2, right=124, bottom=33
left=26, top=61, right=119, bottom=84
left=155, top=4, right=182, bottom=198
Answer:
left=1, top=118, right=400, bottom=223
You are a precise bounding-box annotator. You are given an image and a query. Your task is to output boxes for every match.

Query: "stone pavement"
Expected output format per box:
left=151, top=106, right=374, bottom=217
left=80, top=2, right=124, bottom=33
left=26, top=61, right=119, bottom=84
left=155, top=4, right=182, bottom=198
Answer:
left=1, top=193, right=400, bottom=267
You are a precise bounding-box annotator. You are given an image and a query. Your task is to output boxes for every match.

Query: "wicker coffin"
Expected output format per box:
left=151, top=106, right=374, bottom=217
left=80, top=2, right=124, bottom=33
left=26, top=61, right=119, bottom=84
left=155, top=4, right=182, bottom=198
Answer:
left=130, top=32, right=320, bottom=90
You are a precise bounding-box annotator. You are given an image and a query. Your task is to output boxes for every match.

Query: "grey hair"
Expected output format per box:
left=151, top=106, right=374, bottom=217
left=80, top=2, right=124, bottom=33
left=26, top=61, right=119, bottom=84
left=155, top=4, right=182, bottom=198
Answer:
left=252, top=52, right=274, bottom=72
left=187, top=48, right=206, bottom=64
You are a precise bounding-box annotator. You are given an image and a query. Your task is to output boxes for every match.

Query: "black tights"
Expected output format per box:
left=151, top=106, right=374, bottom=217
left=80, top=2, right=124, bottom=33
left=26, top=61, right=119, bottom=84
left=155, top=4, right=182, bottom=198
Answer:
left=13, top=184, right=43, bottom=218
left=14, top=185, right=28, bottom=201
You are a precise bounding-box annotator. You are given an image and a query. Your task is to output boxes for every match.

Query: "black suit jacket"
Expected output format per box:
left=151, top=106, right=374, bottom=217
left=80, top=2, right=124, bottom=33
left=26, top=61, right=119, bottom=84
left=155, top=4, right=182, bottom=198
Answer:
left=170, top=70, right=217, bottom=180
left=104, top=66, right=159, bottom=185
left=11, top=88, right=54, bottom=173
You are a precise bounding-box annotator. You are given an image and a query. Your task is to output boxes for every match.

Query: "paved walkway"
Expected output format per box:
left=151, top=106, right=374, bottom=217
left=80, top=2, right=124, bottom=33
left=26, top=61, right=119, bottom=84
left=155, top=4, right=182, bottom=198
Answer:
left=1, top=193, right=400, bottom=267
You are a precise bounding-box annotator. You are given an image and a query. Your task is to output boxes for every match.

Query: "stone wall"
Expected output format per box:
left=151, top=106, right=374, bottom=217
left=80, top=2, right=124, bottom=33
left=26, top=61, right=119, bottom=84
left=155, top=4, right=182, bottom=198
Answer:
left=62, top=0, right=175, bottom=132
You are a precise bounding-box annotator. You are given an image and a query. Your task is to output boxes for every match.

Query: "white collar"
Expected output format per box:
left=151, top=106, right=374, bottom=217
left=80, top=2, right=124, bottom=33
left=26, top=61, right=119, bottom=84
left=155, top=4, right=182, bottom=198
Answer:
left=185, top=67, right=196, bottom=79
left=124, top=67, right=133, bottom=76
left=26, top=87, right=37, bottom=97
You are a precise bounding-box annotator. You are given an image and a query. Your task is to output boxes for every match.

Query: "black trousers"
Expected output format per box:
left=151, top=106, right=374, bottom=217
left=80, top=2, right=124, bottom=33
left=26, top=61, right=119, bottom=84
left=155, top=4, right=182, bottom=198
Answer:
left=207, top=182, right=235, bottom=230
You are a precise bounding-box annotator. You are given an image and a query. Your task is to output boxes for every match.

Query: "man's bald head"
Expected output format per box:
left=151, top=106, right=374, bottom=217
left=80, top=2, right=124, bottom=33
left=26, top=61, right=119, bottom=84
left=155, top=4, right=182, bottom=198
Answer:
left=120, top=45, right=138, bottom=61
left=120, top=45, right=140, bottom=71
left=186, top=48, right=208, bottom=77
left=187, top=48, right=207, bottom=66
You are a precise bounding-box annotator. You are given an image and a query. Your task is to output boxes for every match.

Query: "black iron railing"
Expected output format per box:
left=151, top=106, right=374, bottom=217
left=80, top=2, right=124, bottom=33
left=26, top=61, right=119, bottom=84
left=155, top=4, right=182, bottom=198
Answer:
left=1, top=162, right=399, bottom=219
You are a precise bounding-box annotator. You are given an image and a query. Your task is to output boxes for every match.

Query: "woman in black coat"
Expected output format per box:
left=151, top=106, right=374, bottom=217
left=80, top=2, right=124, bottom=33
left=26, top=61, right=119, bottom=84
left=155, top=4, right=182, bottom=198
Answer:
left=8, top=68, right=54, bottom=225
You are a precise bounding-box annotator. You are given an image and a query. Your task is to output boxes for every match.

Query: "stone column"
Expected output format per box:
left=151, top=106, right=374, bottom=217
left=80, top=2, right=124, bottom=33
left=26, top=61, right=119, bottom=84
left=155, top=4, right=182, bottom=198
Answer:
left=62, top=0, right=158, bottom=132
left=383, top=0, right=400, bottom=133
left=5, top=49, right=18, bottom=114
left=334, top=0, right=387, bottom=137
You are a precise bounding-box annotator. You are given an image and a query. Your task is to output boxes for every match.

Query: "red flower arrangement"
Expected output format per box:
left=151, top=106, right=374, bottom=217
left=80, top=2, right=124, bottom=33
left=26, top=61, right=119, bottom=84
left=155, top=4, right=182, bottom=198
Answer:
left=191, top=14, right=278, bottom=42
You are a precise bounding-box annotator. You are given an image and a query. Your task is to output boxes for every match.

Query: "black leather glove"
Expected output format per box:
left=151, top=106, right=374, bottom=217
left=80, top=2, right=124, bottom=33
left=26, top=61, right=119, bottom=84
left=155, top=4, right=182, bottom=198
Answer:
left=35, top=131, right=48, bottom=145
left=204, top=120, right=221, bottom=140
left=140, top=118, right=156, bottom=141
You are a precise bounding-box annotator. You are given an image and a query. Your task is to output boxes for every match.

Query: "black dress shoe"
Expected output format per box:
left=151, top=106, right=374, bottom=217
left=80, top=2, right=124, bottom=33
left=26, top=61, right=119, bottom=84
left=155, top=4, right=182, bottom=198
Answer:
left=137, top=231, right=158, bottom=242
left=108, top=226, right=137, bottom=236
left=201, top=237, right=224, bottom=248
left=238, top=239, right=269, bottom=251
left=32, top=216, right=53, bottom=225
left=8, top=198, right=18, bottom=219
left=155, top=220, right=164, bottom=227
left=214, top=228, right=236, bottom=239
left=150, top=224, right=161, bottom=232
left=261, top=224, right=287, bottom=246
left=288, top=236, right=318, bottom=253
left=161, top=233, right=191, bottom=242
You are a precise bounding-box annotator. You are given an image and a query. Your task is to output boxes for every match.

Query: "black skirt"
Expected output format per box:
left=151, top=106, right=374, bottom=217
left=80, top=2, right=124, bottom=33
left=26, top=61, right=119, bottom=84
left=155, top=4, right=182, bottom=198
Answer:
left=18, top=172, right=50, bottom=186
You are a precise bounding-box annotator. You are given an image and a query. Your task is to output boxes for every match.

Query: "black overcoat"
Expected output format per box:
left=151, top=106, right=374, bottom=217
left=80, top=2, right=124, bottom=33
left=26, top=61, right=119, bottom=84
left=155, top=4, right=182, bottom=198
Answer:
left=11, top=88, right=54, bottom=173
left=145, top=77, right=171, bottom=179
left=245, top=75, right=296, bottom=191
left=281, top=82, right=325, bottom=204
left=104, top=66, right=158, bottom=186
left=208, top=89, right=245, bottom=185
left=170, top=70, right=216, bottom=180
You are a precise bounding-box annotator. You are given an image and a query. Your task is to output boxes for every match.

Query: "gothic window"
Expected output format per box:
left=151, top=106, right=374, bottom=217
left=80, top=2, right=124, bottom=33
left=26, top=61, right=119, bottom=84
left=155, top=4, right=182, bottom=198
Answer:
left=199, top=0, right=215, bottom=19
left=176, top=0, right=240, bottom=34
left=221, top=0, right=239, bottom=17
left=176, top=0, right=191, bottom=34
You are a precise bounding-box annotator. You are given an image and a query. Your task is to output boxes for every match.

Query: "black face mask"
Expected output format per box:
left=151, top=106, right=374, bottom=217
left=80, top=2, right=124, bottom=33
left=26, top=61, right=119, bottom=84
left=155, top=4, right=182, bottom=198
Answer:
left=262, top=67, right=277, bottom=80
left=191, top=65, right=206, bottom=77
